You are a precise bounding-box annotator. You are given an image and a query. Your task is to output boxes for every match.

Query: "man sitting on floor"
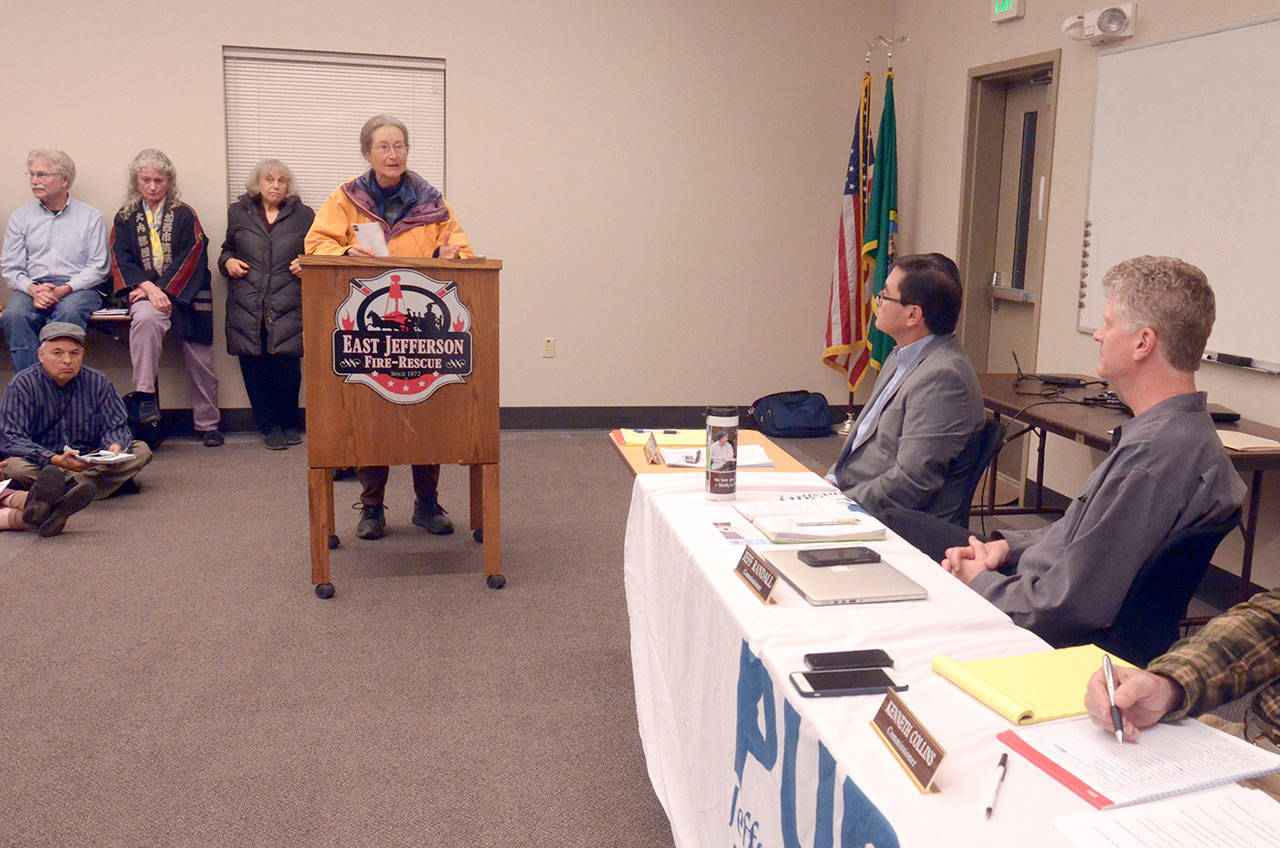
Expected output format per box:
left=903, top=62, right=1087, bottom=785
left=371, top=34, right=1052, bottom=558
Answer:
left=826, top=252, right=985, bottom=521
left=1, top=322, right=152, bottom=500
left=912, top=256, right=1245, bottom=646
left=1, top=149, right=109, bottom=372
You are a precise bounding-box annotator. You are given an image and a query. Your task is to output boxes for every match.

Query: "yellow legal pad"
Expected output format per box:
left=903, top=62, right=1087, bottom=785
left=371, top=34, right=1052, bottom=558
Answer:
left=614, top=429, right=706, bottom=447
left=932, top=644, right=1133, bottom=725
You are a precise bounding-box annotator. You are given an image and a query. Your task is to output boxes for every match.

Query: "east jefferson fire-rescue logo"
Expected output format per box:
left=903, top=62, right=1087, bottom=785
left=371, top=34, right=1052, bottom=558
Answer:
left=332, top=269, right=473, bottom=404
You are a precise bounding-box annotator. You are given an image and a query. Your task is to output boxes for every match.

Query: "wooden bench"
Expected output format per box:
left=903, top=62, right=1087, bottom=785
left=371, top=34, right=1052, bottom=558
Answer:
left=0, top=306, right=132, bottom=342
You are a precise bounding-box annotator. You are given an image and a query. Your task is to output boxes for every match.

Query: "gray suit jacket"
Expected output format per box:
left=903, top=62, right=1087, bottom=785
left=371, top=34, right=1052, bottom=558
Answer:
left=828, top=334, right=985, bottom=521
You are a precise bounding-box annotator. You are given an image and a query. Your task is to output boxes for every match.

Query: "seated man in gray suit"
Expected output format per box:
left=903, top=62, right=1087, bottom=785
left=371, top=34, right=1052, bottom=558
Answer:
left=826, top=253, right=984, bottom=521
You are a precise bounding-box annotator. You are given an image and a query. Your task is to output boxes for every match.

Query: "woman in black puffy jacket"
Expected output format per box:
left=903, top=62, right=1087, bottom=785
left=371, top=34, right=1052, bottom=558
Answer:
left=218, top=159, right=315, bottom=449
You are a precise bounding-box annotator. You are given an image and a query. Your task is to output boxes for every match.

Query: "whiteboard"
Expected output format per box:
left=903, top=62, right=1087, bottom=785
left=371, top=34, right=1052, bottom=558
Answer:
left=1077, top=15, right=1280, bottom=372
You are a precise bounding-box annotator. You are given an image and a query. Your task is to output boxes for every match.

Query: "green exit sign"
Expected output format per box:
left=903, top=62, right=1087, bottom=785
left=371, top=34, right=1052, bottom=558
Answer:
left=991, top=0, right=1025, bottom=22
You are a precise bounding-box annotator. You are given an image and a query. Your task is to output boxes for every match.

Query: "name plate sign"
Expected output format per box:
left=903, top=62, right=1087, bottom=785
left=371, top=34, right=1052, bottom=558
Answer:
left=643, top=432, right=661, bottom=465
left=870, top=689, right=947, bottom=793
left=734, top=545, right=778, bottom=604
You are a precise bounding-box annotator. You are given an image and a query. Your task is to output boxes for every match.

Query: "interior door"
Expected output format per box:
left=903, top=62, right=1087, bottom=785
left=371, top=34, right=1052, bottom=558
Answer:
left=986, top=73, right=1052, bottom=375
left=987, top=73, right=1053, bottom=484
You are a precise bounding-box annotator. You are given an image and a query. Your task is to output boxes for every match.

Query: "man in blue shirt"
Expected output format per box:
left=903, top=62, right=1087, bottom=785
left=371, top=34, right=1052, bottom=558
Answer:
left=1, top=149, right=109, bottom=371
left=1, top=322, right=151, bottom=500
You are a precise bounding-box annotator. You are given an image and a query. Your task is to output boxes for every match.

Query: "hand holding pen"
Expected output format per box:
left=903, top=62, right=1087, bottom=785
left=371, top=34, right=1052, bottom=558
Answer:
left=1084, top=662, right=1184, bottom=742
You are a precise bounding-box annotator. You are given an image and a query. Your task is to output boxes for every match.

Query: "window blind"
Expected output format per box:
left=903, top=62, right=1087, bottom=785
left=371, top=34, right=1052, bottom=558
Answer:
left=223, top=46, right=445, bottom=210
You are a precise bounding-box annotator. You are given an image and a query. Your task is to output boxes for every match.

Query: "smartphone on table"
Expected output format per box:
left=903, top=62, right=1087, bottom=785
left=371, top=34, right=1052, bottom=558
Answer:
left=797, top=546, right=881, bottom=567
left=789, top=667, right=907, bottom=698
left=803, top=648, right=893, bottom=671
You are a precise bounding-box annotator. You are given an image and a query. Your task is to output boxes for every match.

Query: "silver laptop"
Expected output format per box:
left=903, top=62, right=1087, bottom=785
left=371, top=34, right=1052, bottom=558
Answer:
left=764, top=549, right=928, bottom=606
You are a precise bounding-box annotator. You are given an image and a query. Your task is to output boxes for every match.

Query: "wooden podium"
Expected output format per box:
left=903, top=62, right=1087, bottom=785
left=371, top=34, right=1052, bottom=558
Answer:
left=298, top=256, right=502, bottom=598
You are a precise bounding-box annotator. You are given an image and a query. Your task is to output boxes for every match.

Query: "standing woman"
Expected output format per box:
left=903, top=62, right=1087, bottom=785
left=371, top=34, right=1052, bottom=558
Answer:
left=220, top=159, right=314, bottom=450
left=305, top=114, right=473, bottom=541
left=109, top=149, right=222, bottom=446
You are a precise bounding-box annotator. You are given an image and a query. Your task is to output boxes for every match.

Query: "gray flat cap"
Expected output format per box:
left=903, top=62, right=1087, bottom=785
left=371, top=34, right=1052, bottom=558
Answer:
left=38, top=321, right=86, bottom=344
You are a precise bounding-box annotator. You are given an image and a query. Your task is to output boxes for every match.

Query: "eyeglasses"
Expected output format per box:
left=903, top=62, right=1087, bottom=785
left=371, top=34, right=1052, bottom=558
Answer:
left=875, top=291, right=906, bottom=305
left=371, top=143, right=408, bottom=156
left=26, top=170, right=58, bottom=181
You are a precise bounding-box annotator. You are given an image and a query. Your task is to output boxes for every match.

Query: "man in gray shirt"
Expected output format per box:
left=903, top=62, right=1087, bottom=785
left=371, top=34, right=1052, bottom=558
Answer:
left=937, top=256, right=1245, bottom=645
left=1, top=149, right=108, bottom=372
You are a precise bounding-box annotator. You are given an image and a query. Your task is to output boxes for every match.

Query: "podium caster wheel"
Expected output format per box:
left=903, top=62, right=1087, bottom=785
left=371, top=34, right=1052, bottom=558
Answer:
left=328, top=535, right=341, bottom=549
left=315, top=583, right=336, bottom=599
left=486, top=574, right=506, bottom=590
left=473, top=528, right=483, bottom=543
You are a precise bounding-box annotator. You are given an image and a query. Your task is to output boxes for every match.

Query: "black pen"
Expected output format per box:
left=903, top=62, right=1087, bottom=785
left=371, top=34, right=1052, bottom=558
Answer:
left=1102, top=654, right=1124, bottom=744
left=984, top=752, right=1008, bottom=819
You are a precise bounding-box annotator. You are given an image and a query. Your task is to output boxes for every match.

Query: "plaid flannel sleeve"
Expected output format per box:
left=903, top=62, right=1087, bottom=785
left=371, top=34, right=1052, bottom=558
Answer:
left=1148, top=590, right=1280, bottom=722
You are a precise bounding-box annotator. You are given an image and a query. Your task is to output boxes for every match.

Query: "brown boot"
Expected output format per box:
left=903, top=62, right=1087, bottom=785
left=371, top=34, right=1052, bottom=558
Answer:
left=37, top=480, right=97, bottom=537
left=21, top=466, right=66, bottom=527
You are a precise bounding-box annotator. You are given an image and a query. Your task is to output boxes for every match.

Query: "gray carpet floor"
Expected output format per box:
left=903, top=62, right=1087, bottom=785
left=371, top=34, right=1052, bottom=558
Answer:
left=2, top=431, right=673, bottom=847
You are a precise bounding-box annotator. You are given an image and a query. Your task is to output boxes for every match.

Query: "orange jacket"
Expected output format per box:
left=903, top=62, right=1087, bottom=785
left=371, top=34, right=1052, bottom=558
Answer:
left=305, top=172, right=473, bottom=259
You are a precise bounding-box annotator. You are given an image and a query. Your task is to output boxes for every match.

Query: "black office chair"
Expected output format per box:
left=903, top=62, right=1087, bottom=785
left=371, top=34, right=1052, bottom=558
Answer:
left=1089, top=509, right=1241, bottom=667
left=944, top=416, right=1007, bottom=527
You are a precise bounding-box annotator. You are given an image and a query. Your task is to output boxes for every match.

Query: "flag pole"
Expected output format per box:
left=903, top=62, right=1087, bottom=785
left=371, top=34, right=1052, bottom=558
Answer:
left=863, top=36, right=906, bottom=374
left=836, top=34, right=907, bottom=434
left=837, top=45, right=878, bottom=436
left=827, top=55, right=875, bottom=435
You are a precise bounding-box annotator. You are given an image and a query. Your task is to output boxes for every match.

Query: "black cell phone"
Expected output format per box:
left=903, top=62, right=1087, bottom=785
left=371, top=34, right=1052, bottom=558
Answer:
left=789, top=668, right=907, bottom=698
left=797, top=546, right=881, bottom=567
left=803, top=648, right=893, bottom=671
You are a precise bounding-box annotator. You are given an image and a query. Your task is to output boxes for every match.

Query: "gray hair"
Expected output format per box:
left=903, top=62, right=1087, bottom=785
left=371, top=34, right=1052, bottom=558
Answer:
left=1102, top=255, right=1215, bottom=372
left=245, top=158, right=297, bottom=196
left=123, top=148, right=179, bottom=212
left=360, top=114, right=409, bottom=155
left=26, top=149, right=76, bottom=187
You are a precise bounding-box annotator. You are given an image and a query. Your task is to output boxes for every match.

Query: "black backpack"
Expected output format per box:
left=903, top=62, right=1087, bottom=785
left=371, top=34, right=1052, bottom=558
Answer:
left=747, top=391, right=832, bottom=438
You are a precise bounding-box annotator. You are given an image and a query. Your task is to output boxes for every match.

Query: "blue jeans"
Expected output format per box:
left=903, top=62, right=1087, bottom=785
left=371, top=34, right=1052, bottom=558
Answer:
left=2, top=288, right=103, bottom=371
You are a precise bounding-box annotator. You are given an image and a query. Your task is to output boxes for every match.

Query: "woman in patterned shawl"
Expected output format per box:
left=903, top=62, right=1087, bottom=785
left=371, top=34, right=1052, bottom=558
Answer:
left=109, top=148, right=222, bottom=446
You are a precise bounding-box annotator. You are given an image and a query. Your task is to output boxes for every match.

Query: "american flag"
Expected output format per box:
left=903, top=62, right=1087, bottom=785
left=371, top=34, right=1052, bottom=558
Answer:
left=822, top=72, right=875, bottom=390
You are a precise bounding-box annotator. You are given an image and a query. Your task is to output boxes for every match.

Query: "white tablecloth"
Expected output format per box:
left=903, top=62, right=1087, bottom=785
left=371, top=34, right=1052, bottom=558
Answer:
left=624, top=471, right=1092, bottom=848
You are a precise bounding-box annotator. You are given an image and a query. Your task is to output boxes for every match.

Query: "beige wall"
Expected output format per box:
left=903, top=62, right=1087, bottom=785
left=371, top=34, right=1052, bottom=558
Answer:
left=893, top=0, right=1280, bottom=587
left=0, top=0, right=892, bottom=409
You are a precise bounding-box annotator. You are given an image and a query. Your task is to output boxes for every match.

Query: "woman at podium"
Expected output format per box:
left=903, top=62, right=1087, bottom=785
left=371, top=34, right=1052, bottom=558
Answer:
left=304, top=114, right=473, bottom=541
